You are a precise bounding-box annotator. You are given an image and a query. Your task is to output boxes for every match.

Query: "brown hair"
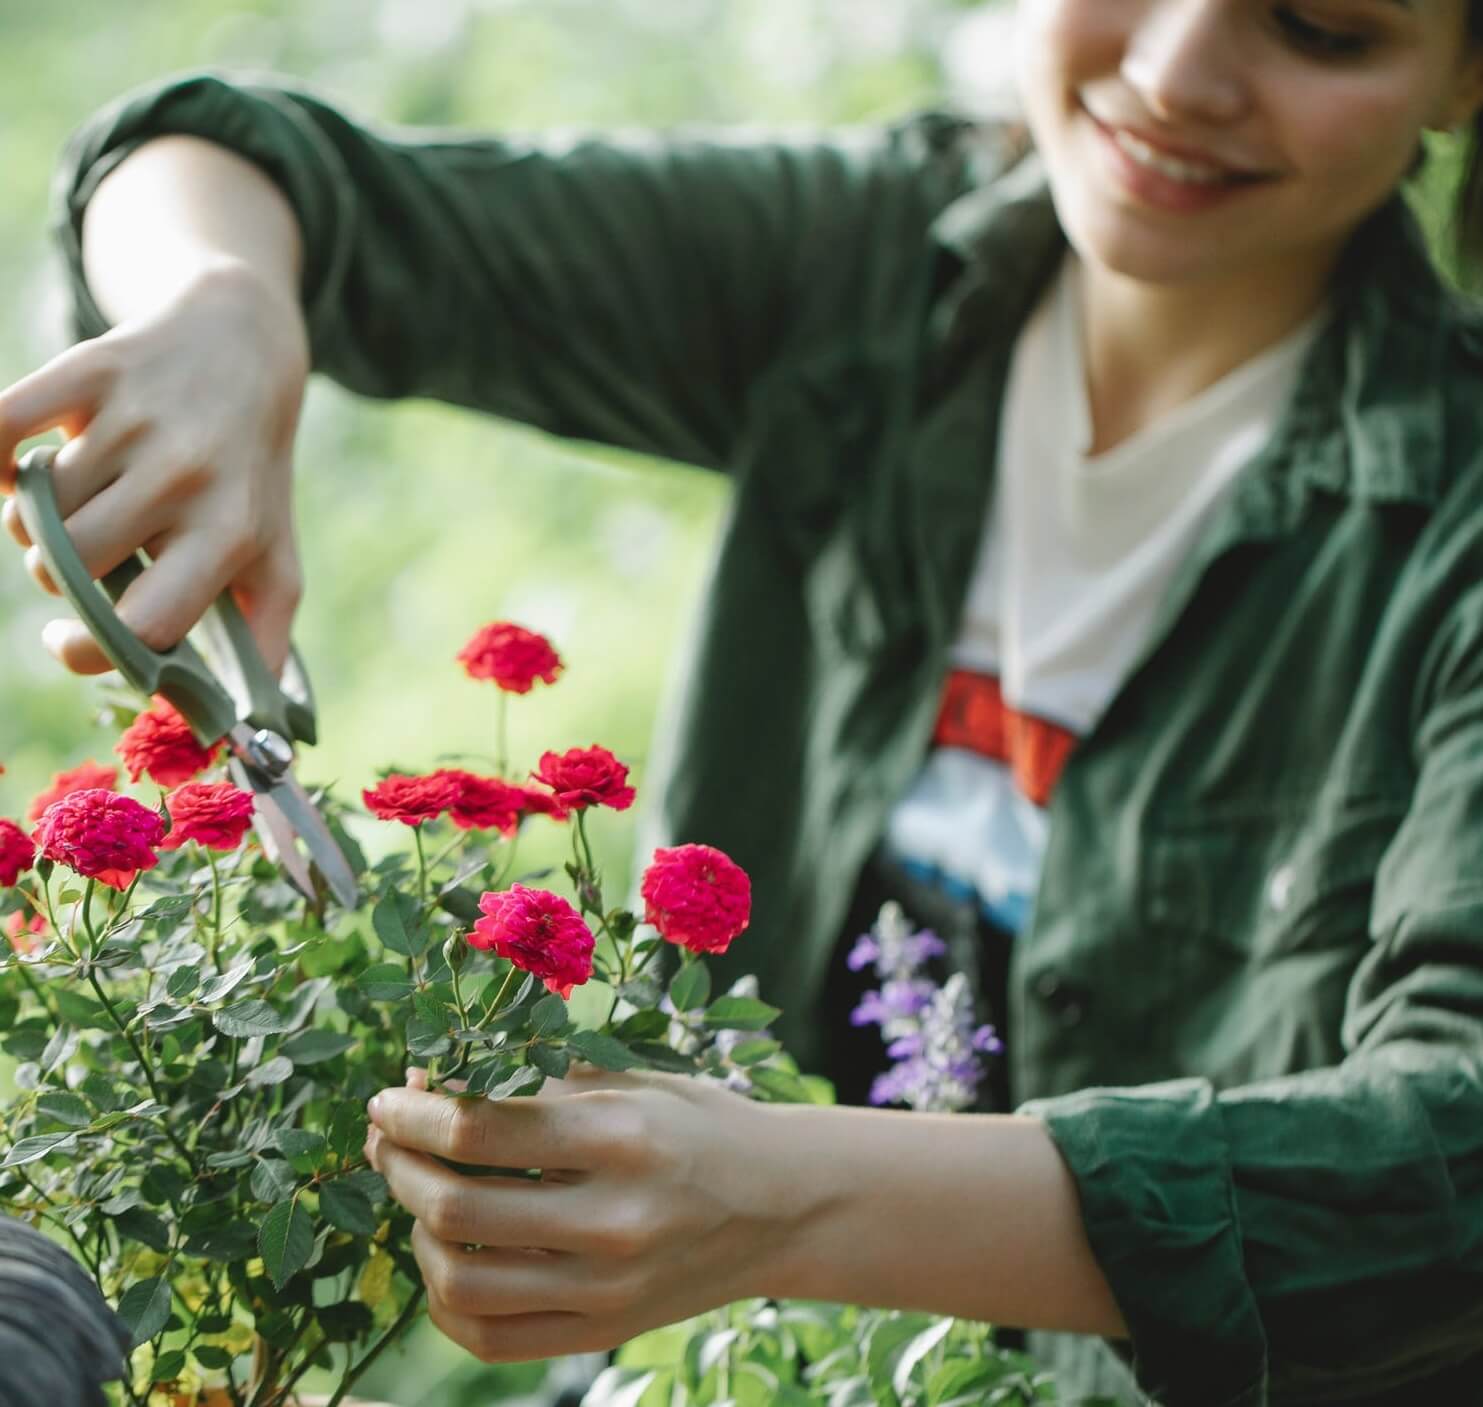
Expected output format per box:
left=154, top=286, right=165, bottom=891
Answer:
left=1461, top=6, right=1483, bottom=268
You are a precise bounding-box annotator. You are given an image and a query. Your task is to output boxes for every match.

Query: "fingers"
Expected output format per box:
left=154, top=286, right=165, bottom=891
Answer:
left=367, top=1084, right=616, bottom=1174
left=0, top=343, right=110, bottom=487
left=366, top=1130, right=594, bottom=1253
left=424, top=1282, right=611, bottom=1364
left=41, top=618, right=113, bottom=676
left=411, top=1222, right=634, bottom=1321
left=232, top=544, right=301, bottom=677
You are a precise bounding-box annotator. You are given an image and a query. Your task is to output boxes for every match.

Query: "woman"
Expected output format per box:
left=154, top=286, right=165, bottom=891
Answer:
left=4, top=3, right=1483, bottom=1403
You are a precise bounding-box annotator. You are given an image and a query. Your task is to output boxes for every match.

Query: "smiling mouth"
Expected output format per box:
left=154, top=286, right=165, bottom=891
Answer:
left=1085, top=106, right=1271, bottom=187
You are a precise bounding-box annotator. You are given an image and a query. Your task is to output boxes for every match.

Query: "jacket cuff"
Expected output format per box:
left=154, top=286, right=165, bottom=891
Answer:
left=49, top=70, right=354, bottom=359
left=1018, top=1077, right=1269, bottom=1407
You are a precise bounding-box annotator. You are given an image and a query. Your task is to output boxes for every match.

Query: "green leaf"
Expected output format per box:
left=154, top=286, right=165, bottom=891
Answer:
left=247, top=1056, right=295, bottom=1087
left=198, top=961, right=254, bottom=1005
left=746, top=1066, right=816, bottom=1105
left=319, top=1180, right=378, bottom=1236
left=702, top=996, right=781, bottom=1031
left=567, top=1030, right=640, bottom=1072
left=317, top=1301, right=375, bottom=1342
left=213, top=1000, right=295, bottom=1038
left=406, top=1016, right=452, bottom=1060
left=259, top=1199, right=314, bottom=1291
left=52, top=989, right=108, bottom=1029
left=251, top=1157, right=298, bottom=1204
left=116, top=1277, right=171, bottom=1346
left=530, top=992, right=572, bottom=1037
left=628, top=1042, right=700, bottom=1075
left=35, top=1091, right=92, bottom=1128
left=529, top=1043, right=572, bottom=1079
left=193, top=1345, right=232, bottom=1370
left=2, top=1133, right=76, bottom=1168
left=583, top=1368, right=658, bottom=1407
left=374, top=888, right=429, bottom=959
left=113, top=1207, right=171, bottom=1253
left=473, top=1063, right=544, bottom=1101
left=892, top=1317, right=955, bottom=1399
left=277, top=1129, right=327, bottom=1174
left=357, top=963, right=413, bottom=1002
left=152, top=1351, right=187, bottom=1382
left=281, top=1029, right=357, bottom=1065
left=166, top=965, right=200, bottom=1001
left=669, top=962, right=711, bottom=1012
left=614, top=1009, right=669, bottom=1042
left=327, top=1101, right=368, bottom=1161
left=728, top=1038, right=782, bottom=1066
left=183, top=1222, right=259, bottom=1263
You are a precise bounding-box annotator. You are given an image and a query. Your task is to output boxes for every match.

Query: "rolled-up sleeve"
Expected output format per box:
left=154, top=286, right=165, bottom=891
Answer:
left=1022, top=578, right=1483, bottom=1406
left=51, top=72, right=977, bottom=471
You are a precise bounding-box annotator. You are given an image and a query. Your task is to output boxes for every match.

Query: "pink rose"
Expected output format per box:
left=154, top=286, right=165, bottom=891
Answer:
left=640, top=844, right=752, bottom=955
left=34, top=789, right=165, bottom=891
left=468, top=885, right=595, bottom=999
left=27, top=760, right=118, bottom=822
left=0, top=819, right=35, bottom=888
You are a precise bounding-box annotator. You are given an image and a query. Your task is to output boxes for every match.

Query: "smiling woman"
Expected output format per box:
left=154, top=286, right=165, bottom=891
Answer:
left=5, top=1, right=1483, bottom=1404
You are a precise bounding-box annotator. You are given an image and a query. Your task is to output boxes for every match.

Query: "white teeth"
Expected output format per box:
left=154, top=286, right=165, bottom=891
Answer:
left=1112, top=129, right=1231, bottom=185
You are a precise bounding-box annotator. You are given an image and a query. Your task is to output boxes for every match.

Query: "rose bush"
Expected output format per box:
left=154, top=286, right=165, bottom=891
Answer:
left=0, top=620, right=817, bottom=1407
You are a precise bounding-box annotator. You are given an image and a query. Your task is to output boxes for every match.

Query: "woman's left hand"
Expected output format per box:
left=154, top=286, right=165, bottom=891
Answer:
left=365, top=1066, right=805, bottom=1362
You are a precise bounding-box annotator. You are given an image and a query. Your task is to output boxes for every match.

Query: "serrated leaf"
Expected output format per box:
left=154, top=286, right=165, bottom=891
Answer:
left=892, top=1317, right=955, bottom=1399
left=213, top=1000, right=294, bottom=1038
left=116, top=1277, right=171, bottom=1346
left=166, top=965, right=200, bottom=1001
left=746, top=1066, right=815, bottom=1104
left=567, top=1030, right=641, bottom=1071
left=193, top=1345, right=233, bottom=1369
left=728, top=1038, right=782, bottom=1066
left=184, top=1222, right=259, bottom=1263
left=357, top=963, right=413, bottom=1002
left=251, top=1157, right=298, bottom=1204
left=317, top=1300, right=374, bottom=1342
left=356, top=1249, right=394, bottom=1309
left=52, top=989, right=108, bottom=1029
left=113, top=1207, right=171, bottom=1253
left=702, top=996, right=781, bottom=1031
left=319, top=1180, right=378, bottom=1236
left=406, top=1016, right=452, bottom=1060
left=373, top=889, right=428, bottom=959
left=281, top=1029, right=358, bottom=1065
left=259, top=1200, right=314, bottom=1290
left=629, top=1042, right=701, bottom=1074
left=478, top=1063, right=545, bottom=1101
left=530, top=992, right=571, bottom=1037
left=614, top=1009, right=669, bottom=1042
left=669, top=962, right=711, bottom=1012
left=327, top=1102, right=368, bottom=1162
left=247, top=1056, right=295, bottom=1087
left=152, top=1350, right=187, bottom=1382
left=277, top=1128, right=327, bottom=1174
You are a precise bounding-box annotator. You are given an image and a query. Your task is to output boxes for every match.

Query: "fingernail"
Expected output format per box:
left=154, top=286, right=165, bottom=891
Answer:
left=367, top=1093, right=383, bottom=1122
left=41, top=620, right=70, bottom=659
left=405, top=1067, right=419, bottom=1084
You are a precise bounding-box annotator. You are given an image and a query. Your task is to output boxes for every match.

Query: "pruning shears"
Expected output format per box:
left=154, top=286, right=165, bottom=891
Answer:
left=13, top=443, right=359, bottom=910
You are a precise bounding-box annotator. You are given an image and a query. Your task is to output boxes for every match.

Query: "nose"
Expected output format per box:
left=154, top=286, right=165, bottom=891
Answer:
left=1121, top=0, right=1249, bottom=126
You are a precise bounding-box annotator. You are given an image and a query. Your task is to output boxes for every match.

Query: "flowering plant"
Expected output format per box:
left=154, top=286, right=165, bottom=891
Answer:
left=0, top=620, right=815, bottom=1407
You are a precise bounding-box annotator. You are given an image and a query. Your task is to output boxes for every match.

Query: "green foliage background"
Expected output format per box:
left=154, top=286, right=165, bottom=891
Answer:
left=0, top=2, right=1472, bottom=1402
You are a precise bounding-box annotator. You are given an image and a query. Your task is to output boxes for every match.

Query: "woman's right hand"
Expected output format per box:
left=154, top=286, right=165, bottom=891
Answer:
left=0, top=255, right=309, bottom=676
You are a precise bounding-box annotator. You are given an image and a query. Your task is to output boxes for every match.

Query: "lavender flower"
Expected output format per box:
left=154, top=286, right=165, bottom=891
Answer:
left=852, top=904, right=1002, bottom=1114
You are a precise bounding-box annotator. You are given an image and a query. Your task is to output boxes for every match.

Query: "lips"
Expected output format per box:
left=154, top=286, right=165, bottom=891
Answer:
left=1080, top=100, right=1270, bottom=184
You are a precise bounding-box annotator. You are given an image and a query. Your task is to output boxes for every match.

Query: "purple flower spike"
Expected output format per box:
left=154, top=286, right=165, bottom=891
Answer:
left=846, top=934, right=881, bottom=971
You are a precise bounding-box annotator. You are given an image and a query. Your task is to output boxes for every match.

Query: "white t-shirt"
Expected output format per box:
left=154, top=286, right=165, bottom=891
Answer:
left=883, top=254, right=1328, bottom=932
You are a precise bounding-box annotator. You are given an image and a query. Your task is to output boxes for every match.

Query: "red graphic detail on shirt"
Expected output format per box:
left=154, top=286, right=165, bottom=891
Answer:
left=932, top=669, right=1079, bottom=808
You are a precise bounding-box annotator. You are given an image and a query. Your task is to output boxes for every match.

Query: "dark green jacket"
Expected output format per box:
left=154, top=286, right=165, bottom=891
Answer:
left=55, top=74, right=1483, bottom=1407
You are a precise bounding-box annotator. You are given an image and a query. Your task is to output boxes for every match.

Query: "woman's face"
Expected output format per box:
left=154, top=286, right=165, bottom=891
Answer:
left=1015, top=0, right=1483, bottom=292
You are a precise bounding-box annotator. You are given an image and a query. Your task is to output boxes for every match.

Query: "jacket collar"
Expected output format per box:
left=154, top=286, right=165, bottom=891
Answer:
left=928, top=142, right=1467, bottom=509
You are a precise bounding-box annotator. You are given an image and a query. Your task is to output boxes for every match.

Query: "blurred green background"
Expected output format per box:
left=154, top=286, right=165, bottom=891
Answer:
left=0, top=1, right=1000, bottom=1401
left=0, top=2, right=1473, bottom=1402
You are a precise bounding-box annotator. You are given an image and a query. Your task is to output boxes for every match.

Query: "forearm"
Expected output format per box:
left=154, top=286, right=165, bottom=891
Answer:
left=80, top=134, right=303, bottom=325
left=760, top=1103, right=1127, bottom=1337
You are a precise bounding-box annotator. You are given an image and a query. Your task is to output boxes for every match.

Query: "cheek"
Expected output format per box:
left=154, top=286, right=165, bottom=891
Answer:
left=1292, top=87, right=1427, bottom=212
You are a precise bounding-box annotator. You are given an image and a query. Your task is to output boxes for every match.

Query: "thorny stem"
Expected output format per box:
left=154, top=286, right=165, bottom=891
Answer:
left=207, top=850, right=225, bottom=973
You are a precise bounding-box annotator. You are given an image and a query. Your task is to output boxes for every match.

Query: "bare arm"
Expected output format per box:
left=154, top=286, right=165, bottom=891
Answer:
left=364, top=1071, right=1125, bottom=1364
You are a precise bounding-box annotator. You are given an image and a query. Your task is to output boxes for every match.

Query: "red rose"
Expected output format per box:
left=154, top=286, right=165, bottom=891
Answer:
left=431, top=770, right=519, bottom=835
left=0, top=820, right=35, bottom=888
left=27, top=760, right=118, bottom=822
left=640, top=844, right=752, bottom=955
left=468, top=885, right=595, bottom=999
left=362, top=771, right=461, bottom=827
left=162, top=782, right=257, bottom=852
left=457, top=622, right=563, bottom=694
left=532, top=745, right=635, bottom=813
left=5, top=911, right=46, bottom=957
left=516, top=785, right=568, bottom=821
left=116, top=698, right=220, bottom=787
left=34, top=789, right=164, bottom=890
